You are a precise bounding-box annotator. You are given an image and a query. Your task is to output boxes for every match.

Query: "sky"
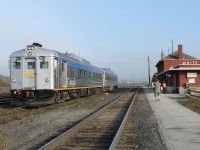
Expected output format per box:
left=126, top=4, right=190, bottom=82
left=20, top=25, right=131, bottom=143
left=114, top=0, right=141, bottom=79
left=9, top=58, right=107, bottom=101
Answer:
left=0, top=0, right=200, bottom=83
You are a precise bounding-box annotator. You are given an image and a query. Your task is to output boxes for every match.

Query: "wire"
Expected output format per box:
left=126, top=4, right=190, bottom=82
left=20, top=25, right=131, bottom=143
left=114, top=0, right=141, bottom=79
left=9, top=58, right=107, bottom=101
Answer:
left=93, top=57, right=148, bottom=65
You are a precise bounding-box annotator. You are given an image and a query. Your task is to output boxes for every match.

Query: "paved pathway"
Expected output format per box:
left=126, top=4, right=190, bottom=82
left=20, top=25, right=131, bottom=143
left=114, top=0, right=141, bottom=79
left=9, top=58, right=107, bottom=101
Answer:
left=144, top=87, right=200, bottom=150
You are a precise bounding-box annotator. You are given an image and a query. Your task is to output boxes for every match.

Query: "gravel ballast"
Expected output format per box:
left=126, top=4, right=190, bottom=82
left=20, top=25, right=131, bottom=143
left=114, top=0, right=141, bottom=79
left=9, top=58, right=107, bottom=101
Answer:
left=117, top=88, right=167, bottom=149
left=0, top=90, right=125, bottom=150
left=0, top=88, right=166, bottom=149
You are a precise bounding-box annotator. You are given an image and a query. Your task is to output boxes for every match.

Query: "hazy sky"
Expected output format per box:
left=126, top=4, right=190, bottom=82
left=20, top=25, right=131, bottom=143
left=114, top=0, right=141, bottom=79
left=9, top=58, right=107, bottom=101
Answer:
left=1, top=0, right=200, bottom=83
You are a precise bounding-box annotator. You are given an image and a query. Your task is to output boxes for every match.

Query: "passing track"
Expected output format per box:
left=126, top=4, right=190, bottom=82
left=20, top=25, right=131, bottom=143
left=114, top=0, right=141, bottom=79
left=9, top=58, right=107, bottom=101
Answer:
left=0, top=93, right=11, bottom=104
left=39, top=87, right=139, bottom=150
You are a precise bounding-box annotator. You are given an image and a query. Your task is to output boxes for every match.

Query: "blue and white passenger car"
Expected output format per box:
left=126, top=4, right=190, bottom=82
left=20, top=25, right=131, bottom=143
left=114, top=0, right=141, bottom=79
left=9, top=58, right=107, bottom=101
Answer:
left=10, top=43, right=118, bottom=106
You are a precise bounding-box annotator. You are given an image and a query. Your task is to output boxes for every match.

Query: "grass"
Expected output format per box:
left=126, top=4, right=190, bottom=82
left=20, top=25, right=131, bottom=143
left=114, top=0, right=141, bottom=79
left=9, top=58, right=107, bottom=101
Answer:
left=0, top=136, right=11, bottom=149
left=0, top=93, right=110, bottom=125
left=0, top=87, right=9, bottom=94
left=178, top=95, right=200, bottom=114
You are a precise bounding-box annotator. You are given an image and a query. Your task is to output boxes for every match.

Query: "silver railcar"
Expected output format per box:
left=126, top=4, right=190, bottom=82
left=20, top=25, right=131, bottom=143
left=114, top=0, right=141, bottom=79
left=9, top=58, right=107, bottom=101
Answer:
left=10, top=43, right=118, bottom=106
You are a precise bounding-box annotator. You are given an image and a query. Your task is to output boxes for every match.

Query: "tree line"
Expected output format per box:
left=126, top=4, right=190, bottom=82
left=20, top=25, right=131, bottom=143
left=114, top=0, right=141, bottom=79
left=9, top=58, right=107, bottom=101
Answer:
left=0, top=74, right=10, bottom=87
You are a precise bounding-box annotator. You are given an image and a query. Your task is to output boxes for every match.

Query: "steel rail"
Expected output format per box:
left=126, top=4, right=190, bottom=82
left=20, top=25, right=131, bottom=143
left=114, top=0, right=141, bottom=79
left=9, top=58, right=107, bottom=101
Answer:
left=0, top=94, right=11, bottom=104
left=109, top=86, right=140, bottom=150
left=38, top=89, right=132, bottom=150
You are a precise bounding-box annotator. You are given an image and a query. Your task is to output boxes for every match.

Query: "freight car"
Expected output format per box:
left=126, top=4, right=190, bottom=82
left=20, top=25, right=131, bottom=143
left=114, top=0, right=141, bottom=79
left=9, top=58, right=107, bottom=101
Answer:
left=9, top=43, right=118, bottom=106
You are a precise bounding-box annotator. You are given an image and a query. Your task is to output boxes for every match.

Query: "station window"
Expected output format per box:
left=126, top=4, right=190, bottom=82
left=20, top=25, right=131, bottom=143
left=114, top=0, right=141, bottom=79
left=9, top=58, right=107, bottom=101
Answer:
left=40, top=61, right=48, bottom=69
left=28, top=62, right=35, bottom=69
left=13, top=62, right=21, bottom=69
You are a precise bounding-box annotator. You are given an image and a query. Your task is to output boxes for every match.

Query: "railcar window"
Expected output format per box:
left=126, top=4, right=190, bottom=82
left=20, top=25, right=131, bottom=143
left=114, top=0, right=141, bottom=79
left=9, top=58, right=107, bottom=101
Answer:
left=79, top=70, right=84, bottom=78
left=84, top=71, right=87, bottom=78
left=28, top=62, right=35, bottom=69
left=89, top=72, right=92, bottom=78
left=40, top=61, right=48, bottom=68
left=97, top=74, right=100, bottom=79
left=93, top=73, right=96, bottom=79
left=13, top=62, right=21, bottom=69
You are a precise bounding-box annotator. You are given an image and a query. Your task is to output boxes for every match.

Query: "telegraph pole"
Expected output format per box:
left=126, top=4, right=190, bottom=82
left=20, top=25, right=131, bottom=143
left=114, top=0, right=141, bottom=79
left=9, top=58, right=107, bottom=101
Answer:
left=148, top=56, right=150, bottom=86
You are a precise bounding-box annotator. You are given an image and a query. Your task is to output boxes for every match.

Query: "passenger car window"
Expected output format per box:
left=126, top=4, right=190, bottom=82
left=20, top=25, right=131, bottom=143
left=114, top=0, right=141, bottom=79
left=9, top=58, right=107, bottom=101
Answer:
left=13, top=62, right=21, bottom=69
left=28, top=62, right=35, bottom=69
left=40, top=62, right=48, bottom=69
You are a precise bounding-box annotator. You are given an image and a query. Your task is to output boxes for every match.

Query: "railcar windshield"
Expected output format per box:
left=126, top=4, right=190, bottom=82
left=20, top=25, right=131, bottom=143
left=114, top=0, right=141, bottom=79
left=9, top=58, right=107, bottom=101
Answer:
left=13, top=62, right=21, bottom=69
left=27, top=62, right=35, bottom=69
left=40, top=61, right=48, bottom=68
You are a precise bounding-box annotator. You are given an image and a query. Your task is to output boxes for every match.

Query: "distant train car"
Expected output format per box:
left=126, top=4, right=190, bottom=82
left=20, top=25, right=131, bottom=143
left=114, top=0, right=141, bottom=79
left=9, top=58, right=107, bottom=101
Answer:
left=103, top=68, right=118, bottom=91
left=10, top=43, right=118, bottom=106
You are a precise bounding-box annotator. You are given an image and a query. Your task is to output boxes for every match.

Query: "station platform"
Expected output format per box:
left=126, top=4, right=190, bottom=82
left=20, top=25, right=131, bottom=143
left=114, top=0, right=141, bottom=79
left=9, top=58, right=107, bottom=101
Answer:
left=144, top=87, right=200, bottom=150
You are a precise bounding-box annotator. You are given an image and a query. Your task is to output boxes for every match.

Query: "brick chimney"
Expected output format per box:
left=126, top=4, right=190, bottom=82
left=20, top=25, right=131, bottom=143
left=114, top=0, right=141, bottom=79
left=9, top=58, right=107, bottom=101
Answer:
left=178, top=44, right=183, bottom=59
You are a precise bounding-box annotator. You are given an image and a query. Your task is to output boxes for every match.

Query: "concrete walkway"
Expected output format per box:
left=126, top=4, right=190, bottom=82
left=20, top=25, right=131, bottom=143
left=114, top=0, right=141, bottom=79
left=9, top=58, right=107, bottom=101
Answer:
left=144, top=87, right=200, bottom=150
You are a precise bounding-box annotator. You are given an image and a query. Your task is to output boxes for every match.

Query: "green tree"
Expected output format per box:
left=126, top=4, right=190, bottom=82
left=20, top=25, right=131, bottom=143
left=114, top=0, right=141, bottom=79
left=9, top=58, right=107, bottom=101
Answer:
left=0, top=74, right=10, bottom=87
left=152, top=72, right=158, bottom=82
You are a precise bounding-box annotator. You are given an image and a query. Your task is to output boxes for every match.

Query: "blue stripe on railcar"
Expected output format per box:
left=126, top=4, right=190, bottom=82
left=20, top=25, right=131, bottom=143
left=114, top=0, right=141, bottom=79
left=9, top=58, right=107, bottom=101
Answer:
left=67, top=60, right=103, bottom=74
left=59, top=58, right=62, bottom=64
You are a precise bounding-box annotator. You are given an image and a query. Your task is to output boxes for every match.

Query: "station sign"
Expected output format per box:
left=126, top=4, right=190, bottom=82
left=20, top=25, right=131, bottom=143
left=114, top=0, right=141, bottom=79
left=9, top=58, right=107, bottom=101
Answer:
left=182, top=61, right=198, bottom=64
left=188, top=78, right=195, bottom=83
left=187, top=72, right=197, bottom=78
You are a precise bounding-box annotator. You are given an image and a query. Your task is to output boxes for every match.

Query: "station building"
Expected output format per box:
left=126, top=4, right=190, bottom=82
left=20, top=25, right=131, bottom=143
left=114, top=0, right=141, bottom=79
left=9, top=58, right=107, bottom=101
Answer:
left=155, top=44, right=200, bottom=94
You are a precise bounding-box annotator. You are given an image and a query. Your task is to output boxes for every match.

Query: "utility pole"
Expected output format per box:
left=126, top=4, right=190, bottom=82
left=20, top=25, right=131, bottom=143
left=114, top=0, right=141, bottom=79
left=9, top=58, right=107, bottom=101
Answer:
left=148, top=56, right=150, bottom=86
left=168, top=44, right=170, bottom=54
left=172, top=39, right=174, bottom=52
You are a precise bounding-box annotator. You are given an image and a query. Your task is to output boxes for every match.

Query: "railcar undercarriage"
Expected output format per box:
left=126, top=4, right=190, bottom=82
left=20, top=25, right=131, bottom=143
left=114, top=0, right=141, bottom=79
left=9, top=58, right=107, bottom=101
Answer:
left=10, top=87, right=115, bottom=106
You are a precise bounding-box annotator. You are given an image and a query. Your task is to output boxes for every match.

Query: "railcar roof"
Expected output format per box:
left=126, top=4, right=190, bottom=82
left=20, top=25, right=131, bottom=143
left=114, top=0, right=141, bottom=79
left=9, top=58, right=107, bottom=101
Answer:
left=55, top=51, right=103, bottom=72
left=10, top=47, right=58, bottom=57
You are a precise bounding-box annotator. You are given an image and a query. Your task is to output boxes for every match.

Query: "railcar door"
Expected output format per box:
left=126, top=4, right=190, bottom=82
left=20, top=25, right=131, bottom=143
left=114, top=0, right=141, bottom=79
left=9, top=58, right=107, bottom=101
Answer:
left=62, top=61, right=67, bottom=87
left=54, top=58, right=58, bottom=88
left=24, top=58, right=36, bottom=90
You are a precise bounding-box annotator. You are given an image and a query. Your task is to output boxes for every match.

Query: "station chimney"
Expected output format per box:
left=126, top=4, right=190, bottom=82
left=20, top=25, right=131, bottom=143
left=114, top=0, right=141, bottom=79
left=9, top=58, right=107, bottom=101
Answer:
left=178, top=44, right=183, bottom=59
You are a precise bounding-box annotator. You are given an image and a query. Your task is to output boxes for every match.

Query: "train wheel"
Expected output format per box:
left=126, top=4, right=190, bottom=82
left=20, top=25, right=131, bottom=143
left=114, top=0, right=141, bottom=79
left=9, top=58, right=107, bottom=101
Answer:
left=55, top=92, right=60, bottom=104
left=87, top=89, right=92, bottom=96
left=76, top=90, right=81, bottom=98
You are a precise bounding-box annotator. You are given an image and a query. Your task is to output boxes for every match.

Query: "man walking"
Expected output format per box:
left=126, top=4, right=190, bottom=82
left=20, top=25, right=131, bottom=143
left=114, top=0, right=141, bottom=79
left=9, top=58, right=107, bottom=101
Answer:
left=154, top=79, right=161, bottom=101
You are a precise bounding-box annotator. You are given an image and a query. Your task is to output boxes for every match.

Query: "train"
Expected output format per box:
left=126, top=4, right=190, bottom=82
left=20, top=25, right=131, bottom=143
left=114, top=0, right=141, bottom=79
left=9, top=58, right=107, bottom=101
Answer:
left=9, top=43, right=118, bottom=106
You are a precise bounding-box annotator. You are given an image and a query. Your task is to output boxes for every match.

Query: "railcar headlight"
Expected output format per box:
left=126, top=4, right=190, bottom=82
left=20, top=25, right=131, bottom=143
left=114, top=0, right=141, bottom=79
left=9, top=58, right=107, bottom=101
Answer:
left=27, top=46, right=34, bottom=50
left=12, top=78, right=17, bottom=83
left=45, top=77, right=50, bottom=82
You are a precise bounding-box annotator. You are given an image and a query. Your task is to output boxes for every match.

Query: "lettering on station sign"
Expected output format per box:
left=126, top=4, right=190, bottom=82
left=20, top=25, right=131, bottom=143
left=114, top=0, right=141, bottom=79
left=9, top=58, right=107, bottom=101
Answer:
left=182, top=61, right=198, bottom=64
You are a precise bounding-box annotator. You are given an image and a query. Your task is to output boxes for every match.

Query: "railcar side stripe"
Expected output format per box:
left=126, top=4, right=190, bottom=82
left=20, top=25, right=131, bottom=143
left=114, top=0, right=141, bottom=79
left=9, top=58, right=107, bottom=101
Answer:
left=54, top=86, right=103, bottom=91
left=25, top=72, right=36, bottom=77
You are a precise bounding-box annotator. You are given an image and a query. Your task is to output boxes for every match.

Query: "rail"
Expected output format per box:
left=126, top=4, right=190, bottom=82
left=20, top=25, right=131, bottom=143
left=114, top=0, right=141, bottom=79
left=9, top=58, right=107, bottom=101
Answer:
left=0, top=93, right=11, bottom=104
left=109, top=87, right=140, bottom=150
left=39, top=88, right=138, bottom=150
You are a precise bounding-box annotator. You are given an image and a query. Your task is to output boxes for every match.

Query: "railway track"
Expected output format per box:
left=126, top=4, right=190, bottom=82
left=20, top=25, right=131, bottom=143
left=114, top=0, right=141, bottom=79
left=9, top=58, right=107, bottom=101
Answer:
left=0, top=93, right=11, bottom=104
left=39, top=87, right=139, bottom=150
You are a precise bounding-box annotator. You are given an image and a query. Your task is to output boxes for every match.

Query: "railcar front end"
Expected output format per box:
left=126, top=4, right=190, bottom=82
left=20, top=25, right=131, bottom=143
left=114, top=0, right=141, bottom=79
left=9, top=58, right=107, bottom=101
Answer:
left=10, top=43, right=56, bottom=106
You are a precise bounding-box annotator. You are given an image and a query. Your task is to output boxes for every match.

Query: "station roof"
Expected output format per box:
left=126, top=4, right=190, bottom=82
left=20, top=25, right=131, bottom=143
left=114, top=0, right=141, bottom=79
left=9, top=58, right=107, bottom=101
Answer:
left=162, top=50, right=197, bottom=60
left=156, top=50, right=197, bottom=67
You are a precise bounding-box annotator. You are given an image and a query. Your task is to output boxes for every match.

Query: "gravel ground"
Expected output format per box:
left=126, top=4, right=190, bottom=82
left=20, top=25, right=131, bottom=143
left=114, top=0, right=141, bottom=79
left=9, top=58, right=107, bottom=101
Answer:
left=0, top=87, right=166, bottom=150
left=124, top=88, right=167, bottom=150
left=0, top=89, right=126, bottom=150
